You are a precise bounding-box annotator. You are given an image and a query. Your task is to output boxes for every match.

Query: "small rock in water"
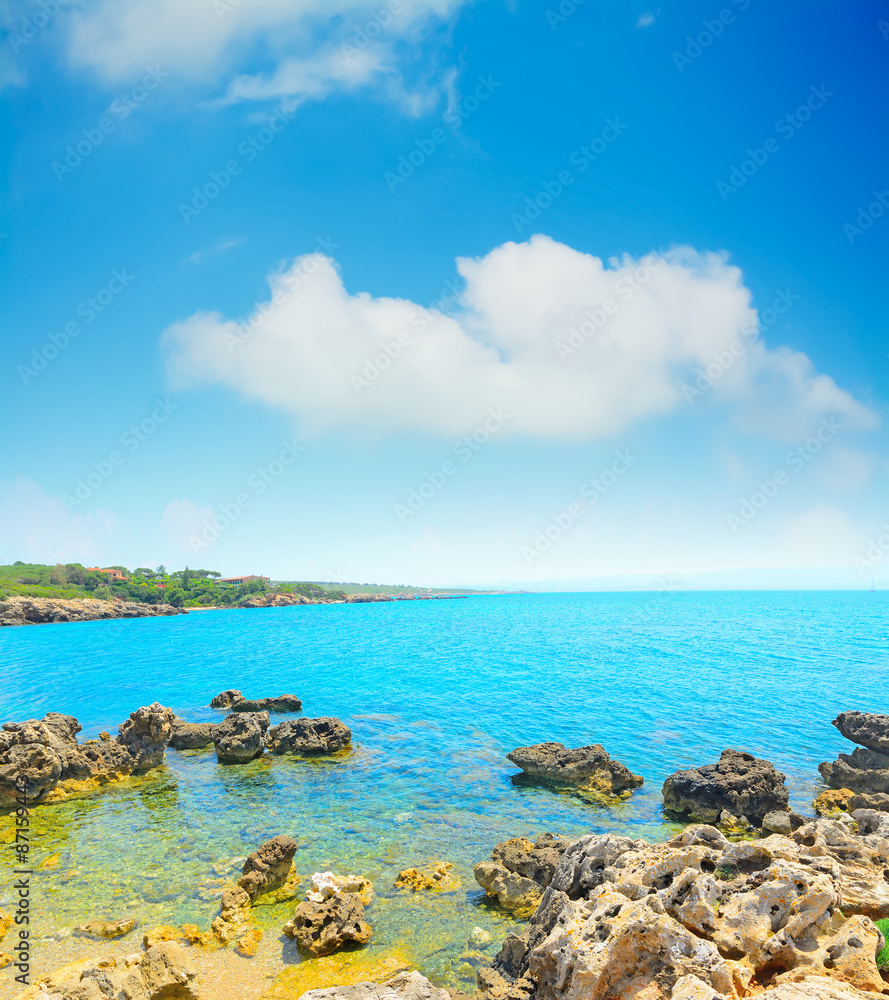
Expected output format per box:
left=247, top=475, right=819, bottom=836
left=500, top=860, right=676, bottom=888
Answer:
left=283, top=892, right=372, bottom=957
left=237, top=834, right=299, bottom=901
left=470, top=926, right=492, bottom=946
left=307, top=871, right=374, bottom=905
left=235, top=927, right=263, bottom=957
left=394, top=861, right=459, bottom=891
left=506, top=742, right=643, bottom=801
left=73, top=918, right=136, bottom=939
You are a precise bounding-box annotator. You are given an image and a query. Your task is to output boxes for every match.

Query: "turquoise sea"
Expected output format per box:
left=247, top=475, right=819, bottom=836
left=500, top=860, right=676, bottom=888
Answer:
left=1, top=591, right=887, bottom=993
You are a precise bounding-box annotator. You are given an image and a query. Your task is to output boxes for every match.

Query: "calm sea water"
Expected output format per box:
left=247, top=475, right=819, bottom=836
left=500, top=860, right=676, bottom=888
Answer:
left=1, top=591, right=887, bottom=991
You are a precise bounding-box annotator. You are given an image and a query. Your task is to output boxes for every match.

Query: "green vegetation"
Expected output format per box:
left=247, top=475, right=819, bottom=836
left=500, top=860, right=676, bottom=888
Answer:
left=309, top=581, right=489, bottom=596
left=0, top=563, right=345, bottom=609
left=876, top=917, right=889, bottom=970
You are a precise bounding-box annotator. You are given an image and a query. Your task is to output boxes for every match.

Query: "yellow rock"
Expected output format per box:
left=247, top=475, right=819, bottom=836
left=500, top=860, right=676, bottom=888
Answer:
left=814, top=788, right=855, bottom=817
left=261, top=950, right=411, bottom=1000
left=235, top=927, right=263, bottom=957
left=142, top=925, right=181, bottom=949
left=73, top=918, right=136, bottom=939
left=0, top=953, right=10, bottom=969
left=255, top=869, right=301, bottom=906
left=394, top=862, right=460, bottom=892
left=99, top=731, right=111, bottom=740
left=0, top=911, right=13, bottom=942
left=182, top=923, right=214, bottom=947
left=42, top=853, right=62, bottom=869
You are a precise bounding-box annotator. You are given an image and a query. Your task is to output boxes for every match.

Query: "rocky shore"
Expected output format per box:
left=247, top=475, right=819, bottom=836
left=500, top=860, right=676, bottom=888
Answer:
left=0, top=596, right=186, bottom=627
left=9, top=709, right=889, bottom=1000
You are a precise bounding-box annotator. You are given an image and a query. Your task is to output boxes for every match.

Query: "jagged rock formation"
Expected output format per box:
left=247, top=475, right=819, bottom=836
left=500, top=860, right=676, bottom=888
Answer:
left=209, top=689, right=303, bottom=712
left=169, top=721, right=218, bottom=749
left=819, top=711, right=889, bottom=811
left=0, top=704, right=175, bottom=808
left=267, top=717, right=352, bottom=754
left=26, top=941, right=198, bottom=999
left=477, top=819, right=889, bottom=1000
left=237, top=834, right=298, bottom=900
left=300, top=971, right=450, bottom=1000
left=213, top=711, right=270, bottom=763
left=662, top=749, right=790, bottom=826
left=284, top=892, right=372, bottom=956
left=507, top=743, right=643, bottom=801
left=475, top=834, right=571, bottom=918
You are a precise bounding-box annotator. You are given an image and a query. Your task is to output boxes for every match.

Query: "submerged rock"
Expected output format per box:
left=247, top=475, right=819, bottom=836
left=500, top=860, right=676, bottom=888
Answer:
left=268, top=716, right=352, bottom=754
left=662, top=748, right=789, bottom=826
left=474, top=834, right=570, bottom=918
left=211, top=885, right=252, bottom=944
left=210, top=689, right=302, bottom=712
left=237, top=834, right=298, bottom=900
left=477, top=818, right=889, bottom=1000
left=213, top=711, right=270, bottom=763
left=300, top=971, right=450, bottom=1000
left=169, top=720, right=219, bottom=750
left=394, top=861, right=459, bottom=891
left=506, top=742, right=643, bottom=801
left=72, top=918, right=136, bottom=940
left=284, top=892, right=372, bottom=956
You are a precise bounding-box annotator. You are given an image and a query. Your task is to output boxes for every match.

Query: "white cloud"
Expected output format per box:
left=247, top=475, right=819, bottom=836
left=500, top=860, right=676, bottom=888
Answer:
left=162, top=236, right=875, bottom=443
left=636, top=11, right=658, bottom=28
left=64, top=0, right=467, bottom=113
left=0, top=477, right=119, bottom=564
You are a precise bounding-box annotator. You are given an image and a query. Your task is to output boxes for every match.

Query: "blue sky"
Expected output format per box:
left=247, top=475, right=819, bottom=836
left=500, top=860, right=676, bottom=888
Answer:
left=1, top=0, right=887, bottom=588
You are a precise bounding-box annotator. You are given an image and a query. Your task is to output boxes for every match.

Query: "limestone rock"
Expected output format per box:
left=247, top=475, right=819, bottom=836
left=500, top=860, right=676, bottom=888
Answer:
left=210, top=689, right=302, bottom=712
left=139, top=941, right=199, bottom=998
left=267, top=716, right=352, bottom=754
left=395, top=861, right=459, bottom=891
left=477, top=819, right=889, bottom=1000
left=306, top=871, right=374, bottom=905
left=475, top=834, right=571, bottom=918
left=73, top=918, right=136, bottom=939
left=116, top=703, right=175, bottom=772
left=506, top=742, right=643, bottom=800
left=0, top=595, right=185, bottom=628
left=833, top=711, right=889, bottom=754
left=213, top=711, right=269, bottom=763
left=0, top=742, right=63, bottom=805
left=662, top=748, right=789, bottom=825
left=762, top=810, right=793, bottom=835
left=814, top=787, right=856, bottom=817
left=283, top=892, right=372, bottom=956
left=237, top=834, right=298, bottom=900
left=299, top=970, right=450, bottom=1000
left=211, top=885, right=252, bottom=943
left=170, top=721, right=218, bottom=750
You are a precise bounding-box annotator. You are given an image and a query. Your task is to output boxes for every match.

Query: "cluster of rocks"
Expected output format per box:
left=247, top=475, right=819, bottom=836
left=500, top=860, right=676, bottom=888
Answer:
left=394, top=861, right=460, bottom=892
left=818, top=711, right=889, bottom=813
left=476, top=816, right=889, bottom=1000
left=475, top=835, right=571, bottom=918
left=209, top=689, right=303, bottom=712
left=0, top=596, right=186, bottom=628
left=23, top=941, right=198, bottom=1000
left=213, top=714, right=352, bottom=764
left=0, top=703, right=176, bottom=808
left=507, top=743, right=644, bottom=803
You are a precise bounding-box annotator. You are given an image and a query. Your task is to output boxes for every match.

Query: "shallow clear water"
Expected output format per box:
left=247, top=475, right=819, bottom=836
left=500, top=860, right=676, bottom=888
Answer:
left=1, top=591, right=887, bottom=992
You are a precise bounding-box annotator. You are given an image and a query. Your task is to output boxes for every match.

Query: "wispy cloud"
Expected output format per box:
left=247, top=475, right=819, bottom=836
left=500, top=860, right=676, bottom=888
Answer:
left=636, top=10, right=658, bottom=28
left=185, top=238, right=242, bottom=266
